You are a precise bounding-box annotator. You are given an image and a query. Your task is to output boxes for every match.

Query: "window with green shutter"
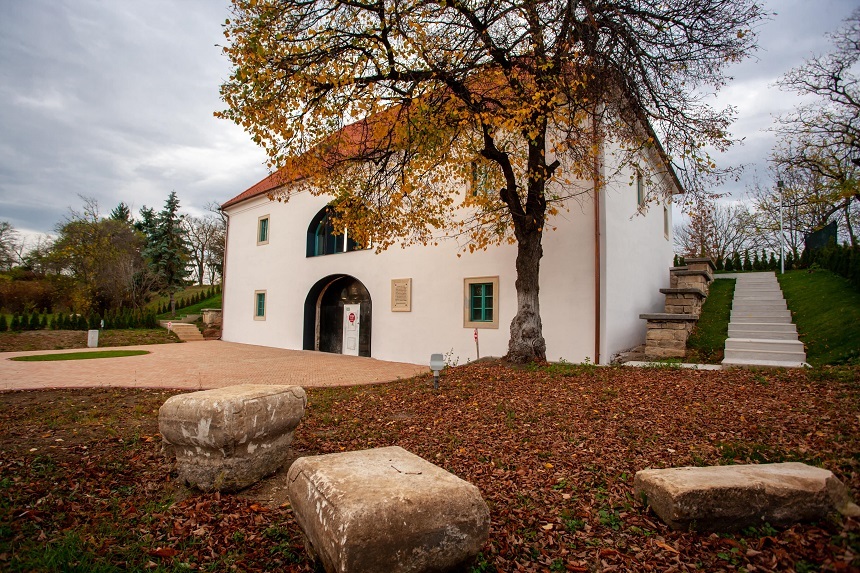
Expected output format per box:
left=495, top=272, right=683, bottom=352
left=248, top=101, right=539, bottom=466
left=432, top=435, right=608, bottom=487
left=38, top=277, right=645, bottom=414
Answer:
left=258, top=216, right=269, bottom=244
left=469, top=283, right=493, bottom=322
left=254, top=291, right=266, bottom=320
left=464, top=276, right=499, bottom=328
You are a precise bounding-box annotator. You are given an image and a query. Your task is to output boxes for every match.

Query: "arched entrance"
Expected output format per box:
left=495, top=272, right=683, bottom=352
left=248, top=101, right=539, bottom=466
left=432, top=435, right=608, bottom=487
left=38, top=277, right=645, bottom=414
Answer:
left=303, top=275, right=372, bottom=357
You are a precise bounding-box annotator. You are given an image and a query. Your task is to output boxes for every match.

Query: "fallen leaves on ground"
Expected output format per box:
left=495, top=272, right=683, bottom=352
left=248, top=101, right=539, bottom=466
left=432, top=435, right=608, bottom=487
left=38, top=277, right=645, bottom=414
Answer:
left=0, top=363, right=857, bottom=572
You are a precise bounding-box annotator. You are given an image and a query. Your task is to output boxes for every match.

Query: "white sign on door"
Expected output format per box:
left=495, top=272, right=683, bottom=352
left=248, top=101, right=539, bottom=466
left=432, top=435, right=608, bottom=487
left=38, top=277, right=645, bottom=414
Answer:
left=342, top=303, right=360, bottom=356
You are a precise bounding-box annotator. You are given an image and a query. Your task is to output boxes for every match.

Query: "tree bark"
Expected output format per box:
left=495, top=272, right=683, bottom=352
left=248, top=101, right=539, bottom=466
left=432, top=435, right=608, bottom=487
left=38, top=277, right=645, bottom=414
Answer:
left=507, top=224, right=546, bottom=362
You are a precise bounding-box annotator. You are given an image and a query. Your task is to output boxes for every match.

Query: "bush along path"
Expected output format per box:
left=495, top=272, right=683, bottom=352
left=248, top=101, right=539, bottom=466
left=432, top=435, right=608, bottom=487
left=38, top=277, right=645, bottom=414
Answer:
left=0, top=363, right=857, bottom=572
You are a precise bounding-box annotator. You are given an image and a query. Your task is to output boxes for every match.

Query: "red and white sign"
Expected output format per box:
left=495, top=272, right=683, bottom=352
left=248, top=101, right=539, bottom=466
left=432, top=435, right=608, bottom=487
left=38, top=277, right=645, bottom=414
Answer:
left=167, top=321, right=173, bottom=330
left=474, top=328, right=478, bottom=341
left=348, top=312, right=356, bottom=323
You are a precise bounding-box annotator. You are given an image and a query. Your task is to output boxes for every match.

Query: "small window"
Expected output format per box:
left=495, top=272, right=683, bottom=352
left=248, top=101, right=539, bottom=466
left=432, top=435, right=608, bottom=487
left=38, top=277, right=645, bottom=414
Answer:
left=636, top=171, right=645, bottom=207
left=464, top=276, right=499, bottom=329
left=254, top=290, right=266, bottom=320
left=257, top=216, right=269, bottom=245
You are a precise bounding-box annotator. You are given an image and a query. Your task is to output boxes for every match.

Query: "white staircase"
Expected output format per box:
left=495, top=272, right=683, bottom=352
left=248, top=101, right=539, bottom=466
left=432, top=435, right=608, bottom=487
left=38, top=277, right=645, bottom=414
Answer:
left=721, top=272, right=807, bottom=368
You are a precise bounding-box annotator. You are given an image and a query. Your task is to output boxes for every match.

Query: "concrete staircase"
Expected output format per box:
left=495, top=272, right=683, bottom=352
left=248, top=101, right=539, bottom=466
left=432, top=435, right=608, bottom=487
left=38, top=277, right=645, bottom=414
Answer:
left=159, top=321, right=205, bottom=342
left=721, top=272, right=807, bottom=368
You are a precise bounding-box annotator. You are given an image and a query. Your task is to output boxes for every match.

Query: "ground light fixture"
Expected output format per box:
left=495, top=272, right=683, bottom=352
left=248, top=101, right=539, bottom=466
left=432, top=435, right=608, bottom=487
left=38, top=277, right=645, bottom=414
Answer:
left=430, top=353, right=445, bottom=390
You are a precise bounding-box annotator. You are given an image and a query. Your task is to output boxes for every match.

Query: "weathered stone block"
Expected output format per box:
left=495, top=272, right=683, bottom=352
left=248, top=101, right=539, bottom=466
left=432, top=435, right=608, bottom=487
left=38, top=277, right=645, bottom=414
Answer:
left=159, top=384, right=306, bottom=492
left=288, top=446, right=490, bottom=573
left=634, top=462, right=860, bottom=531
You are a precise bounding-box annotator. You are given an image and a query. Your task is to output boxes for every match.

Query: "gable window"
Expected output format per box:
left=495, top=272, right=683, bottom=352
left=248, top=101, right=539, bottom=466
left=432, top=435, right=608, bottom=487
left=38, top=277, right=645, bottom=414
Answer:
left=254, top=290, right=266, bottom=320
left=306, top=206, right=359, bottom=257
left=636, top=171, right=645, bottom=207
left=257, top=215, right=269, bottom=245
left=464, top=276, right=499, bottom=329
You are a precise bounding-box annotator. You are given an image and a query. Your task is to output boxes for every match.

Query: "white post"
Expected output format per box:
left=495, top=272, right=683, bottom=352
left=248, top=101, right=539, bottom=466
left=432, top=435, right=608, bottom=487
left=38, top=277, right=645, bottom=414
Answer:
left=778, top=180, right=784, bottom=275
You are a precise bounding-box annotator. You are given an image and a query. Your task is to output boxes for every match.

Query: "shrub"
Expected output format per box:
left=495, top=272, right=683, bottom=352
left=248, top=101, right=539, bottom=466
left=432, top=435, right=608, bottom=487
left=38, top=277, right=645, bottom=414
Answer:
left=0, top=314, right=7, bottom=332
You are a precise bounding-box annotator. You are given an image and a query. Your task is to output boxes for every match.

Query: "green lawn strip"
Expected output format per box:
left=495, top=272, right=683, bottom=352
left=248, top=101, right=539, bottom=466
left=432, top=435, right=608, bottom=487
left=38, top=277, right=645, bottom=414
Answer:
left=156, top=294, right=222, bottom=320
left=685, top=278, right=736, bottom=364
left=778, top=269, right=860, bottom=366
left=147, top=285, right=218, bottom=312
left=10, top=350, right=150, bottom=362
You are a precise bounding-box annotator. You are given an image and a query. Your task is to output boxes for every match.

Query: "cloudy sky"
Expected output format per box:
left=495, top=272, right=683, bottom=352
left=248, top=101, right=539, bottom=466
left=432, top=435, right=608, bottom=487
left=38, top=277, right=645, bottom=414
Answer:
left=0, top=0, right=857, bottom=241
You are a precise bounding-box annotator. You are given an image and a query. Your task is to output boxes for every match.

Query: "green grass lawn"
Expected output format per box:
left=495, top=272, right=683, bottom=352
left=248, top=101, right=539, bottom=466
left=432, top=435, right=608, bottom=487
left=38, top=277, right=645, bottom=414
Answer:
left=778, top=269, right=860, bottom=366
left=146, top=285, right=218, bottom=311
left=10, top=350, right=150, bottom=361
left=156, top=293, right=222, bottom=319
left=685, top=278, right=735, bottom=364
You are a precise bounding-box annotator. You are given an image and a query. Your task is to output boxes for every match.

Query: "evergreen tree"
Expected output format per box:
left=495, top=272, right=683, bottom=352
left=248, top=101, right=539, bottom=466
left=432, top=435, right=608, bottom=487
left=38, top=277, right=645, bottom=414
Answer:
left=142, top=192, right=190, bottom=317
left=742, top=250, right=752, bottom=271
left=0, top=314, right=7, bottom=332
left=38, top=314, right=47, bottom=329
left=11, top=314, right=21, bottom=331
left=109, top=202, right=134, bottom=225
left=725, top=254, right=734, bottom=271
left=752, top=251, right=760, bottom=271
left=715, top=256, right=724, bottom=271
left=768, top=252, right=777, bottom=270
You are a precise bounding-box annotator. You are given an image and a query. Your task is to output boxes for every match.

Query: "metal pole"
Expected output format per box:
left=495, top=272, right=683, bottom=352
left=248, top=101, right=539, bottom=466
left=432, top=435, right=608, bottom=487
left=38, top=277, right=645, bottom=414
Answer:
left=778, top=180, right=784, bottom=274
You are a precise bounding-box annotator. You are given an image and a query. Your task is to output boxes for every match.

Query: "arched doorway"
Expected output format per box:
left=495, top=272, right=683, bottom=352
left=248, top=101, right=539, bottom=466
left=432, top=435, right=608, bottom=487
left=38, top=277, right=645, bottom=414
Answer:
left=303, top=275, right=372, bottom=357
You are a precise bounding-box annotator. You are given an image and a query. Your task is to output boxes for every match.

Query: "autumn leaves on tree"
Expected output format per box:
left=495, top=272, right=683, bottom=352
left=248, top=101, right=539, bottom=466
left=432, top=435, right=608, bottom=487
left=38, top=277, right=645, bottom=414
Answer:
left=218, top=0, right=764, bottom=362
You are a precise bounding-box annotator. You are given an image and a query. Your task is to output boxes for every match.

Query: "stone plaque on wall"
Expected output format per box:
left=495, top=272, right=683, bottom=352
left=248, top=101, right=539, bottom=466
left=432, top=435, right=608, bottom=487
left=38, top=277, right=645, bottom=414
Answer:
left=391, top=278, right=412, bottom=312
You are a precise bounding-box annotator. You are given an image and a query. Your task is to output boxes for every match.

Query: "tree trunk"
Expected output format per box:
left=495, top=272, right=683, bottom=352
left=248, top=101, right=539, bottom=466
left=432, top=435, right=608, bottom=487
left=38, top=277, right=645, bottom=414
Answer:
left=506, top=225, right=547, bottom=362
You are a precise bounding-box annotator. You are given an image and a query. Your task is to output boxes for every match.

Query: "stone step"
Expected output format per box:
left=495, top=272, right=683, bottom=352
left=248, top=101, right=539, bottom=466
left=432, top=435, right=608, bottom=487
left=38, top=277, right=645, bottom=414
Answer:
left=725, top=338, right=804, bottom=353
left=722, top=358, right=807, bottom=368
left=732, top=301, right=787, bottom=309
left=727, top=328, right=798, bottom=340
left=168, top=323, right=205, bottom=342
left=723, top=347, right=807, bottom=363
left=730, top=314, right=794, bottom=324
left=734, top=293, right=782, bottom=297
left=731, top=309, right=792, bottom=320
left=728, top=322, right=797, bottom=333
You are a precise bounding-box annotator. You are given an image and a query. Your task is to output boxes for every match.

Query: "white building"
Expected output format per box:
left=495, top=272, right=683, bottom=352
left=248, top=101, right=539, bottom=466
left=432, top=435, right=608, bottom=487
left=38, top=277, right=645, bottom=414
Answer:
left=220, top=139, right=679, bottom=366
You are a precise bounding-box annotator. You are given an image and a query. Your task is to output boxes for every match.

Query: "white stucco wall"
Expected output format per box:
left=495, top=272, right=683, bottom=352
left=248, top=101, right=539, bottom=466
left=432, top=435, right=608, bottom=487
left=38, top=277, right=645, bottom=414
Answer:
left=223, top=186, right=605, bottom=365
left=222, top=150, right=674, bottom=366
left=598, top=143, right=675, bottom=362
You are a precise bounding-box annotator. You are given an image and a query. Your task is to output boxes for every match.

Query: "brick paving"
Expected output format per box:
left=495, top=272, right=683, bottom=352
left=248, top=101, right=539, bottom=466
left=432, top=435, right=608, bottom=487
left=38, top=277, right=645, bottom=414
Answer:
left=0, top=341, right=428, bottom=392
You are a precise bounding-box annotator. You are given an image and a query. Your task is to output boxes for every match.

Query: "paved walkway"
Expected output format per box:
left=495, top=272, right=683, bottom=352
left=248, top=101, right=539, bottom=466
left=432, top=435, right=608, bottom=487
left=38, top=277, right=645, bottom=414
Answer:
left=719, top=272, right=807, bottom=368
left=0, top=341, right=428, bottom=392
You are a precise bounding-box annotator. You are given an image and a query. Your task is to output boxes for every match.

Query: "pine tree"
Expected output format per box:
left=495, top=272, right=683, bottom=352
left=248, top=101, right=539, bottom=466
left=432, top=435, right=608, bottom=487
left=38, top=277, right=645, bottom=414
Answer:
left=142, top=192, right=190, bottom=317
left=752, top=251, right=760, bottom=271
left=109, top=202, right=134, bottom=225
left=715, top=256, right=724, bottom=271
left=0, top=314, right=7, bottom=332
left=11, top=314, right=21, bottom=331
left=725, top=254, right=734, bottom=271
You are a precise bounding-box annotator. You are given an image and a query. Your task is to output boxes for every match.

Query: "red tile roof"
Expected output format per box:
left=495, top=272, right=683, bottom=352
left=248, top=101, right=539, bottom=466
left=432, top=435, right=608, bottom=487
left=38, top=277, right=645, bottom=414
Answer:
left=221, top=168, right=297, bottom=210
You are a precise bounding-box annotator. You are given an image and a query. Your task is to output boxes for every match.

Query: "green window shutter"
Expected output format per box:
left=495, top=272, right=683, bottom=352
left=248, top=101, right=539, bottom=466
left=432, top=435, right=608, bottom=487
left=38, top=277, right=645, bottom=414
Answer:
left=256, top=292, right=265, bottom=317
left=469, top=283, right=493, bottom=322
left=259, top=218, right=269, bottom=243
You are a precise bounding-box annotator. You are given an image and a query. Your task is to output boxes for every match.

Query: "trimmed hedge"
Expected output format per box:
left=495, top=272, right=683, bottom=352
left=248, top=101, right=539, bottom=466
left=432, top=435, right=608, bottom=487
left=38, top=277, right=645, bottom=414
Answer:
left=801, top=243, right=860, bottom=290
